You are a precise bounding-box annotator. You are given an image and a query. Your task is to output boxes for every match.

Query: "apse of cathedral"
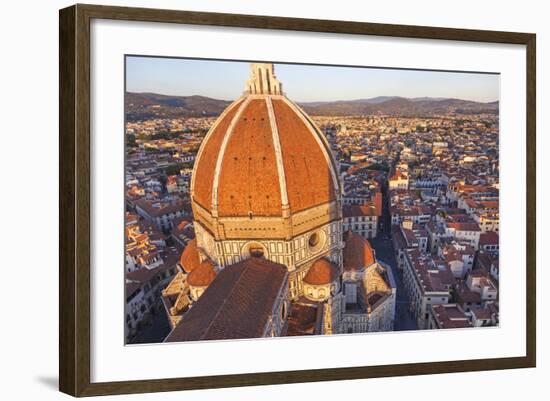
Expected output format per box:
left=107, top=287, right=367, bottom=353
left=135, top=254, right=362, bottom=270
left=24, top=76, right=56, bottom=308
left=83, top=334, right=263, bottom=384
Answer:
left=162, top=63, right=396, bottom=342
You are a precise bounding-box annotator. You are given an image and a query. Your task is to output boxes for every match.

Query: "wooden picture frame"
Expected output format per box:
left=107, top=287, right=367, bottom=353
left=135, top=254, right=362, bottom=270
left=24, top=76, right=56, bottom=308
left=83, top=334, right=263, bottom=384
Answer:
left=59, top=3, right=536, bottom=397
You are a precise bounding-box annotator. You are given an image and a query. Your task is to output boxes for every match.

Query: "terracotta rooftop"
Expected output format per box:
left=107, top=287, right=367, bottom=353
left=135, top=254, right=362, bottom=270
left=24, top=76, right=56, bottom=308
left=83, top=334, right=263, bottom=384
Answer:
left=343, top=230, right=376, bottom=271
left=446, top=221, right=481, bottom=232
left=191, top=75, right=338, bottom=218
left=405, top=249, right=454, bottom=293
left=479, top=231, right=499, bottom=246
left=389, top=169, right=407, bottom=181
left=471, top=306, right=493, bottom=320
left=477, top=251, right=499, bottom=272
left=285, top=303, right=322, bottom=336
left=126, top=282, right=142, bottom=301
left=186, top=260, right=216, bottom=287
left=165, top=257, right=288, bottom=342
left=343, top=193, right=382, bottom=218
left=303, top=258, right=339, bottom=285
left=134, top=198, right=186, bottom=218
left=430, top=304, right=472, bottom=329
left=272, top=98, right=337, bottom=213
left=455, top=282, right=482, bottom=304
left=173, top=218, right=192, bottom=234
left=217, top=98, right=282, bottom=216
left=179, top=238, right=201, bottom=273
left=192, top=98, right=244, bottom=212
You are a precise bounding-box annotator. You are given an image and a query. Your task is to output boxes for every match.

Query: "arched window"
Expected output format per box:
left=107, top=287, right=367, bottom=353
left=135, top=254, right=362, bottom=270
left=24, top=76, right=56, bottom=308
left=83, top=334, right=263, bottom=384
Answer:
left=244, top=242, right=267, bottom=259
left=249, top=246, right=264, bottom=258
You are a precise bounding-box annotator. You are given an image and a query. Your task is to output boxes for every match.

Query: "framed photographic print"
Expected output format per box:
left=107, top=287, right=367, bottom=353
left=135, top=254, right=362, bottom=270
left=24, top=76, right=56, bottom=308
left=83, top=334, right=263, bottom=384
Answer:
left=59, top=4, right=536, bottom=397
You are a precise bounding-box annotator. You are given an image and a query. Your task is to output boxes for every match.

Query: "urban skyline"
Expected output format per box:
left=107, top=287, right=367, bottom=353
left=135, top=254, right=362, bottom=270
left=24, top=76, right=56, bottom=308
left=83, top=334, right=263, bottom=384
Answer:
left=124, top=61, right=499, bottom=344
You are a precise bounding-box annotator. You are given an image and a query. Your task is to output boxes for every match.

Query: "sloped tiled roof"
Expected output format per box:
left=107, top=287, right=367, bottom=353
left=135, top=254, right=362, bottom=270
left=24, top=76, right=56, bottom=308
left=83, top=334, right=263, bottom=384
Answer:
left=165, top=257, right=288, bottom=342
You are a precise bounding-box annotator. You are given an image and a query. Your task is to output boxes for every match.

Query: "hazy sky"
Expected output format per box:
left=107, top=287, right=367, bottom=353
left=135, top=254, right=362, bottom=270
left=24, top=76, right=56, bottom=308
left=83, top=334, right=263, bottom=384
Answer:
left=126, top=56, right=499, bottom=103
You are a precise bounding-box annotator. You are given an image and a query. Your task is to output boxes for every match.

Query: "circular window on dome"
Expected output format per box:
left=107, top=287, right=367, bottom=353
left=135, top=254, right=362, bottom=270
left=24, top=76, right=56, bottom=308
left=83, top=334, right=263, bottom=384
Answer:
left=308, top=231, right=326, bottom=254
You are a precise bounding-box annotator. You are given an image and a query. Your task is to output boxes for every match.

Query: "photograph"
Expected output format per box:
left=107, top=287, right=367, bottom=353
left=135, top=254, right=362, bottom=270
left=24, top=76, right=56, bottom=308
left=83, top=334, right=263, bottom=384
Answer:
left=1, top=0, right=543, bottom=398
left=123, top=57, right=500, bottom=344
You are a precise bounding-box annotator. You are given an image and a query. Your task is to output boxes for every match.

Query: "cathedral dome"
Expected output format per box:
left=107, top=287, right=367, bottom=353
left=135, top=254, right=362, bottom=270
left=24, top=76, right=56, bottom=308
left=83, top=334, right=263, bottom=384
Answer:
left=303, top=258, right=339, bottom=286
left=191, top=63, right=340, bottom=225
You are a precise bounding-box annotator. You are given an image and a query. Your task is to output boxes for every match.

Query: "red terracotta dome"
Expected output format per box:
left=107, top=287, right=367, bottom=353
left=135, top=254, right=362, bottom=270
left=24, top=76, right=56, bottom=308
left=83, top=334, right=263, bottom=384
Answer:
left=179, top=239, right=201, bottom=273
left=343, top=230, right=376, bottom=271
left=303, top=258, right=339, bottom=285
left=191, top=63, right=340, bottom=219
left=186, top=260, right=216, bottom=287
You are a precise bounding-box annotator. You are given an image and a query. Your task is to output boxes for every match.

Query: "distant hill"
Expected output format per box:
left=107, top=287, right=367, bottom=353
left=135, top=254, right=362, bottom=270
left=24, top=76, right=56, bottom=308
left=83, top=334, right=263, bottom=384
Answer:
left=125, top=92, right=498, bottom=120
left=351, top=96, right=403, bottom=104
left=299, top=96, right=499, bottom=116
left=125, top=92, right=230, bottom=121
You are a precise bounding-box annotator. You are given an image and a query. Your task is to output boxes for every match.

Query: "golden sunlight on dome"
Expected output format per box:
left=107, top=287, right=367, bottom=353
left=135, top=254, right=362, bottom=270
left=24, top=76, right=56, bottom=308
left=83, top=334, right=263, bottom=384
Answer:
left=190, top=63, right=341, bottom=225
left=303, top=258, right=339, bottom=286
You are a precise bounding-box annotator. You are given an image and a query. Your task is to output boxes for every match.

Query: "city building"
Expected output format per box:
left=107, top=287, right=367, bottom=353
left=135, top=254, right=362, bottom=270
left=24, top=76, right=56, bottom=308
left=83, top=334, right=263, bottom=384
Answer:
left=389, top=168, right=409, bottom=190
left=134, top=199, right=187, bottom=232
left=427, top=303, right=472, bottom=329
left=454, top=271, right=498, bottom=313
left=402, top=249, right=454, bottom=329
left=342, top=192, right=382, bottom=238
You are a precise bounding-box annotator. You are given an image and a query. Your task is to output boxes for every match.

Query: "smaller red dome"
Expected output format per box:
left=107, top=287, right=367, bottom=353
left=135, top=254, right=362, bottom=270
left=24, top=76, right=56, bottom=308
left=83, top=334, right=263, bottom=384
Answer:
left=304, top=258, right=339, bottom=285
left=187, top=260, right=216, bottom=287
left=343, top=230, right=376, bottom=271
left=180, top=239, right=200, bottom=273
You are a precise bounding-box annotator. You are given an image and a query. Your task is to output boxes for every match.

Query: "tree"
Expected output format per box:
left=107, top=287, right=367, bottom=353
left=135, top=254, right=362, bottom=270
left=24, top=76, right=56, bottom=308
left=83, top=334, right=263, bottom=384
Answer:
left=368, top=161, right=389, bottom=172
left=126, top=133, right=137, bottom=147
left=151, top=131, right=175, bottom=140
left=165, top=163, right=183, bottom=176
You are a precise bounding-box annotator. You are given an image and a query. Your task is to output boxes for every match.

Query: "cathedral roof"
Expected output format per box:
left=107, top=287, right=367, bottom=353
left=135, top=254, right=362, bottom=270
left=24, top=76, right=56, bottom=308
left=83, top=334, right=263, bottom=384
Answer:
left=186, top=260, right=216, bottom=287
left=343, top=230, right=376, bottom=271
left=165, top=257, right=288, bottom=342
left=191, top=63, right=339, bottom=219
left=303, top=258, right=340, bottom=285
